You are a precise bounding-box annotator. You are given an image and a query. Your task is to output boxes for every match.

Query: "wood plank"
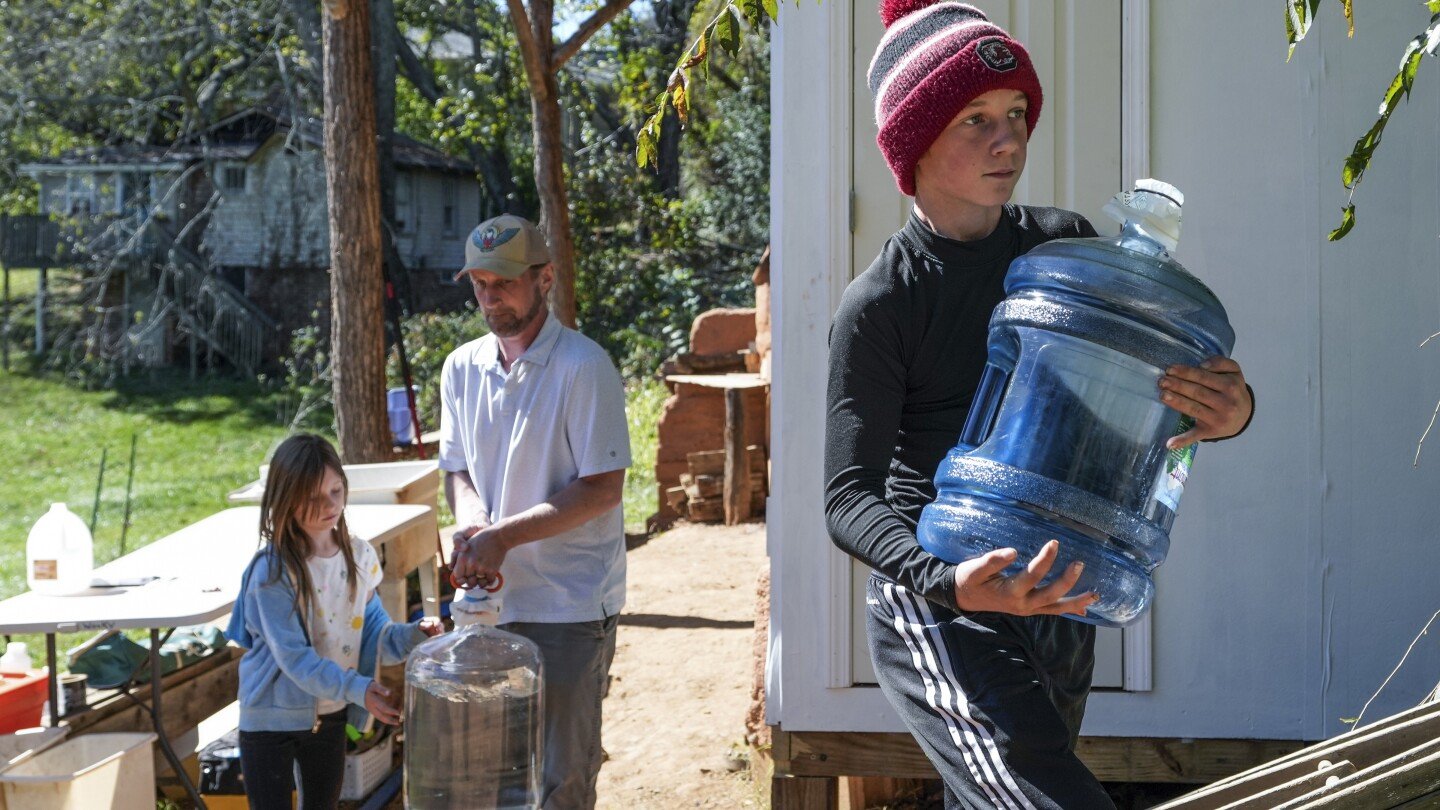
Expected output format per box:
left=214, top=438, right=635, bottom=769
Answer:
left=775, top=730, right=1303, bottom=784
left=724, top=387, right=751, bottom=525
left=688, top=447, right=766, bottom=478
left=665, top=372, right=768, bottom=390
left=777, top=732, right=935, bottom=779
left=378, top=512, right=441, bottom=582
left=1211, top=760, right=1354, bottom=810
left=682, top=473, right=760, bottom=501
left=688, top=450, right=726, bottom=477
left=681, top=472, right=721, bottom=500
left=747, top=445, right=767, bottom=475
left=772, top=775, right=839, bottom=810
left=671, top=351, right=750, bottom=375
left=1155, top=703, right=1440, bottom=808
left=665, top=486, right=688, bottom=510
left=62, top=647, right=240, bottom=736
left=687, top=499, right=724, bottom=523
left=1076, top=737, right=1305, bottom=784
left=1274, top=736, right=1440, bottom=809
left=840, top=776, right=931, bottom=810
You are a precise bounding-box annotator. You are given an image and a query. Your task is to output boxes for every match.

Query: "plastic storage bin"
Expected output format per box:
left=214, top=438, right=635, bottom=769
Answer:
left=0, top=732, right=156, bottom=810
left=227, top=460, right=439, bottom=511
left=388, top=385, right=420, bottom=445
left=0, top=728, right=68, bottom=810
left=340, top=730, right=394, bottom=800
left=0, top=671, right=48, bottom=734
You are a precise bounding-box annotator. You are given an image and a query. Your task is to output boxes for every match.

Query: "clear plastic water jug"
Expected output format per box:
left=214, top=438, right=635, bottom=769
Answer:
left=917, top=180, right=1236, bottom=627
left=404, top=623, right=543, bottom=809
left=26, top=503, right=95, bottom=596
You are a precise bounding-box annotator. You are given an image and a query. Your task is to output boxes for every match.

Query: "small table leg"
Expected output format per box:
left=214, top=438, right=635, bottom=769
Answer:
left=150, top=628, right=206, bottom=809
left=419, top=555, right=441, bottom=619
left=45, top=634, right=59, bottom=727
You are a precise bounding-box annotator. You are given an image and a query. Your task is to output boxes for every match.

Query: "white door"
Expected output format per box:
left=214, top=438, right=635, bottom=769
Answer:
left=846, top=0, right=1133, bottom=690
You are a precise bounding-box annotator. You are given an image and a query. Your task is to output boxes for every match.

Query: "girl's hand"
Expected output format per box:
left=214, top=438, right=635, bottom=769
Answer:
left=418, top=617, right=443, bottom=637
left=365, top=681, right=402, bottom=725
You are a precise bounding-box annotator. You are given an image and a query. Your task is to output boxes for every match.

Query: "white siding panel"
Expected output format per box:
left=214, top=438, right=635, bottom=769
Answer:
left=1312, top=7, right=1440, bottom=738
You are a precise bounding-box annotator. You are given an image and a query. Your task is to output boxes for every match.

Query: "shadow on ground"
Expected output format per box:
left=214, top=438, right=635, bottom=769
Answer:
left=618, top=613, right=754, bottom=630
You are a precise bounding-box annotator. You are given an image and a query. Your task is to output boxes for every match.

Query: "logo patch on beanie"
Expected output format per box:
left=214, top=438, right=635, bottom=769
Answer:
left=976, top=38, right=1017, bottom=72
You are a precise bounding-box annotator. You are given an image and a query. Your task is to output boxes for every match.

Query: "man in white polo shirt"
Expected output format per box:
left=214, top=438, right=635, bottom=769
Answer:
left=441, top=213, right=631, bottom=810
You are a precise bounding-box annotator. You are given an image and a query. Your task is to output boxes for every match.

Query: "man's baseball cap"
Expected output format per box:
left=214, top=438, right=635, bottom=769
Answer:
left=456, top=214, right=551, bottom=280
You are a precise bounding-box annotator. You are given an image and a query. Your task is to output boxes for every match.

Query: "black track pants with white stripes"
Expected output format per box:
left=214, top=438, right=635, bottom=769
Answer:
left=866, top=575, right=1115, bottom=810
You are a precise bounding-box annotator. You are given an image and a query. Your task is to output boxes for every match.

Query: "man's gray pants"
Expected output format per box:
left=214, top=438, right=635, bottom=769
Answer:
left=502, top=615, right=619, bottom=810
left=866, top=575, right=1114, bottom=809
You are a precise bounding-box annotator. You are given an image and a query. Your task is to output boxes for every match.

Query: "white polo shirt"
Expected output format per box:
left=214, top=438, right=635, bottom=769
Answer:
left=438, top=312, right=632, bottom=624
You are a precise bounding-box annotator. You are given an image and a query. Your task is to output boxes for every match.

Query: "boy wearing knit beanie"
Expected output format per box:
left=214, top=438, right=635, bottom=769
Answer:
left=824, top=3, right=1254, bottom=807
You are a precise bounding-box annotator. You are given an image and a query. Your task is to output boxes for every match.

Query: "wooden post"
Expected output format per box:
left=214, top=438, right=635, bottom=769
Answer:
left=724, top=386, right=751, bottom=525
left=34, top=265, right=47, bottom=356
left=773, top=776, right=838, bottom=810
left=3, top=265, right=10, bottom=371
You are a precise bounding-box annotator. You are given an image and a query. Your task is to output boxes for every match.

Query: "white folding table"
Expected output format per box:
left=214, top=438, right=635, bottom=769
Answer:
left=0, top=504, right=433, bottom=809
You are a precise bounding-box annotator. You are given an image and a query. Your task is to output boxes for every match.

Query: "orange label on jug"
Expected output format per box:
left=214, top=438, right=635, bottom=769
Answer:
left=32, top=560, right=58, bottom=580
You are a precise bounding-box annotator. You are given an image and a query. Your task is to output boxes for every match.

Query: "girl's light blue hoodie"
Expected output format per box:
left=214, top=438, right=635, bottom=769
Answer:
left=226, top=549, right=427, bottom=732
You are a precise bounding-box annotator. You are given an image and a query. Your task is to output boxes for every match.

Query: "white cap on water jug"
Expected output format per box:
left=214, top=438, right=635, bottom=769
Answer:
left=1103, top=178, right=1184, bottom=253
left=450, top=586, right=503, bottom=628
left=0, top=641, right=32, bottom=673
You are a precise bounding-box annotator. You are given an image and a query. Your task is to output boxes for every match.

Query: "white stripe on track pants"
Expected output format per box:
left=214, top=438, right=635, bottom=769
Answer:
left=865, top=575, right=1115, bottom=810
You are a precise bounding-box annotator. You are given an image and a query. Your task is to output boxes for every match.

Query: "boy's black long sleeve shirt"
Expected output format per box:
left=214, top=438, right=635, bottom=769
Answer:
left=824, top=205, right=1097, bottom=610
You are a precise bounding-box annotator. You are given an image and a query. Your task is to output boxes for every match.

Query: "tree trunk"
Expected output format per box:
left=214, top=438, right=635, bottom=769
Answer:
left=531, top=75, right=577, bottom=327
left=323, top=0, right=391, bottom=463
left=514, top=0, right=577, bottom=327
left=650, top=0, right=698, bottom=199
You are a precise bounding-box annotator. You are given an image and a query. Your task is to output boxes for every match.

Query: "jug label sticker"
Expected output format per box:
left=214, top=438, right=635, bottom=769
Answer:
left=32, top=560, right=58, bottom=580
left=1156, top=416, right=1196, bottom=512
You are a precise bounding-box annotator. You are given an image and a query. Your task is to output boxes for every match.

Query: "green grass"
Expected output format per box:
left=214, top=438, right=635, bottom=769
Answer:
left=623, top=376, right=668, bottom=534
left=0, top=367, right=296, bottom=600
left=1, top=267, right=86, bottom=363
left=0, top=363, right=668, bottom=670
left=0, top=364, right=297, bottom=667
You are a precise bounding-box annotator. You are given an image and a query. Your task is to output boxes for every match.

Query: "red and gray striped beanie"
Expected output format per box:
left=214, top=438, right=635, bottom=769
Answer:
left=868, top=0, right=1043, bottom=196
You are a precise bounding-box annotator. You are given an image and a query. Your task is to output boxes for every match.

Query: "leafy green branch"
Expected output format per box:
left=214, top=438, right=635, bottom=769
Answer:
left=1288, top=1, right=1440, bottom=240
left=635, top=0, right=778, bottom=168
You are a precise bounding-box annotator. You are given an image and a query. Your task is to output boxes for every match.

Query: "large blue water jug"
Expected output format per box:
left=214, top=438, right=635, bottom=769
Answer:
left=916, top=180, right=1235, bottom=627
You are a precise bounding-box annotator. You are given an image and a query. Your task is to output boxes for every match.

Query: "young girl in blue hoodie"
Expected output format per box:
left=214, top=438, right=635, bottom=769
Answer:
left=227, top=434, right=440, bottom=809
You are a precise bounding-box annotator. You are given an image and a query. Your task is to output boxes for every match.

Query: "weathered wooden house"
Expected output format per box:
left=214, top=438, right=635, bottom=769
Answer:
left=768, top=0, right=1440, bottom=804
left=10, top=107, right=481, bottom=368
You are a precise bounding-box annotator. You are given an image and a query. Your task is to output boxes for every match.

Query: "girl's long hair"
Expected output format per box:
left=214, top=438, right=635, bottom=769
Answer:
left=259, top=433, right=359, bottom=626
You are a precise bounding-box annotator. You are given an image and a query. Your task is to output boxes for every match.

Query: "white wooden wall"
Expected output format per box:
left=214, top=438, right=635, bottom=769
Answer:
left=205, top=141, right=477, bottom=274
left=771, top=0, right=1440, bottom=741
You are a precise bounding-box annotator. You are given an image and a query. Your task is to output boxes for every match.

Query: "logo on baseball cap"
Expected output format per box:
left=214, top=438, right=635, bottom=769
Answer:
left=456, top=214, right=551, bottom=280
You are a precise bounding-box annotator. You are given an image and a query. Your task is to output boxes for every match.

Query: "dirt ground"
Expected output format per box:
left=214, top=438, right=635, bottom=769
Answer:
left=596, top=520, right=768, bottom=810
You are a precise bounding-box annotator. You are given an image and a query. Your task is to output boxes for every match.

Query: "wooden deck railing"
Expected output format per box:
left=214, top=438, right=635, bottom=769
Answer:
left=2, top=213, right=276, bottom=375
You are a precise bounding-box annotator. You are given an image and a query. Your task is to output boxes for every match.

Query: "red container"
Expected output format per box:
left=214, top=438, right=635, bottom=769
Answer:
left=0, top=670, right=48, bottom=733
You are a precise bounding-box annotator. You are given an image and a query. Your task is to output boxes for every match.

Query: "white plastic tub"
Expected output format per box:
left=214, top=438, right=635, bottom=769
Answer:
left=0, top=732, right=156, bottom=810
left=228, top=460, right=439, bottom=509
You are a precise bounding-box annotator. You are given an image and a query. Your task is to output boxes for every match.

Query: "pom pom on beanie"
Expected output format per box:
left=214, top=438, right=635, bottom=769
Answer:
left=867, top=1, right=1043, bottom=195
